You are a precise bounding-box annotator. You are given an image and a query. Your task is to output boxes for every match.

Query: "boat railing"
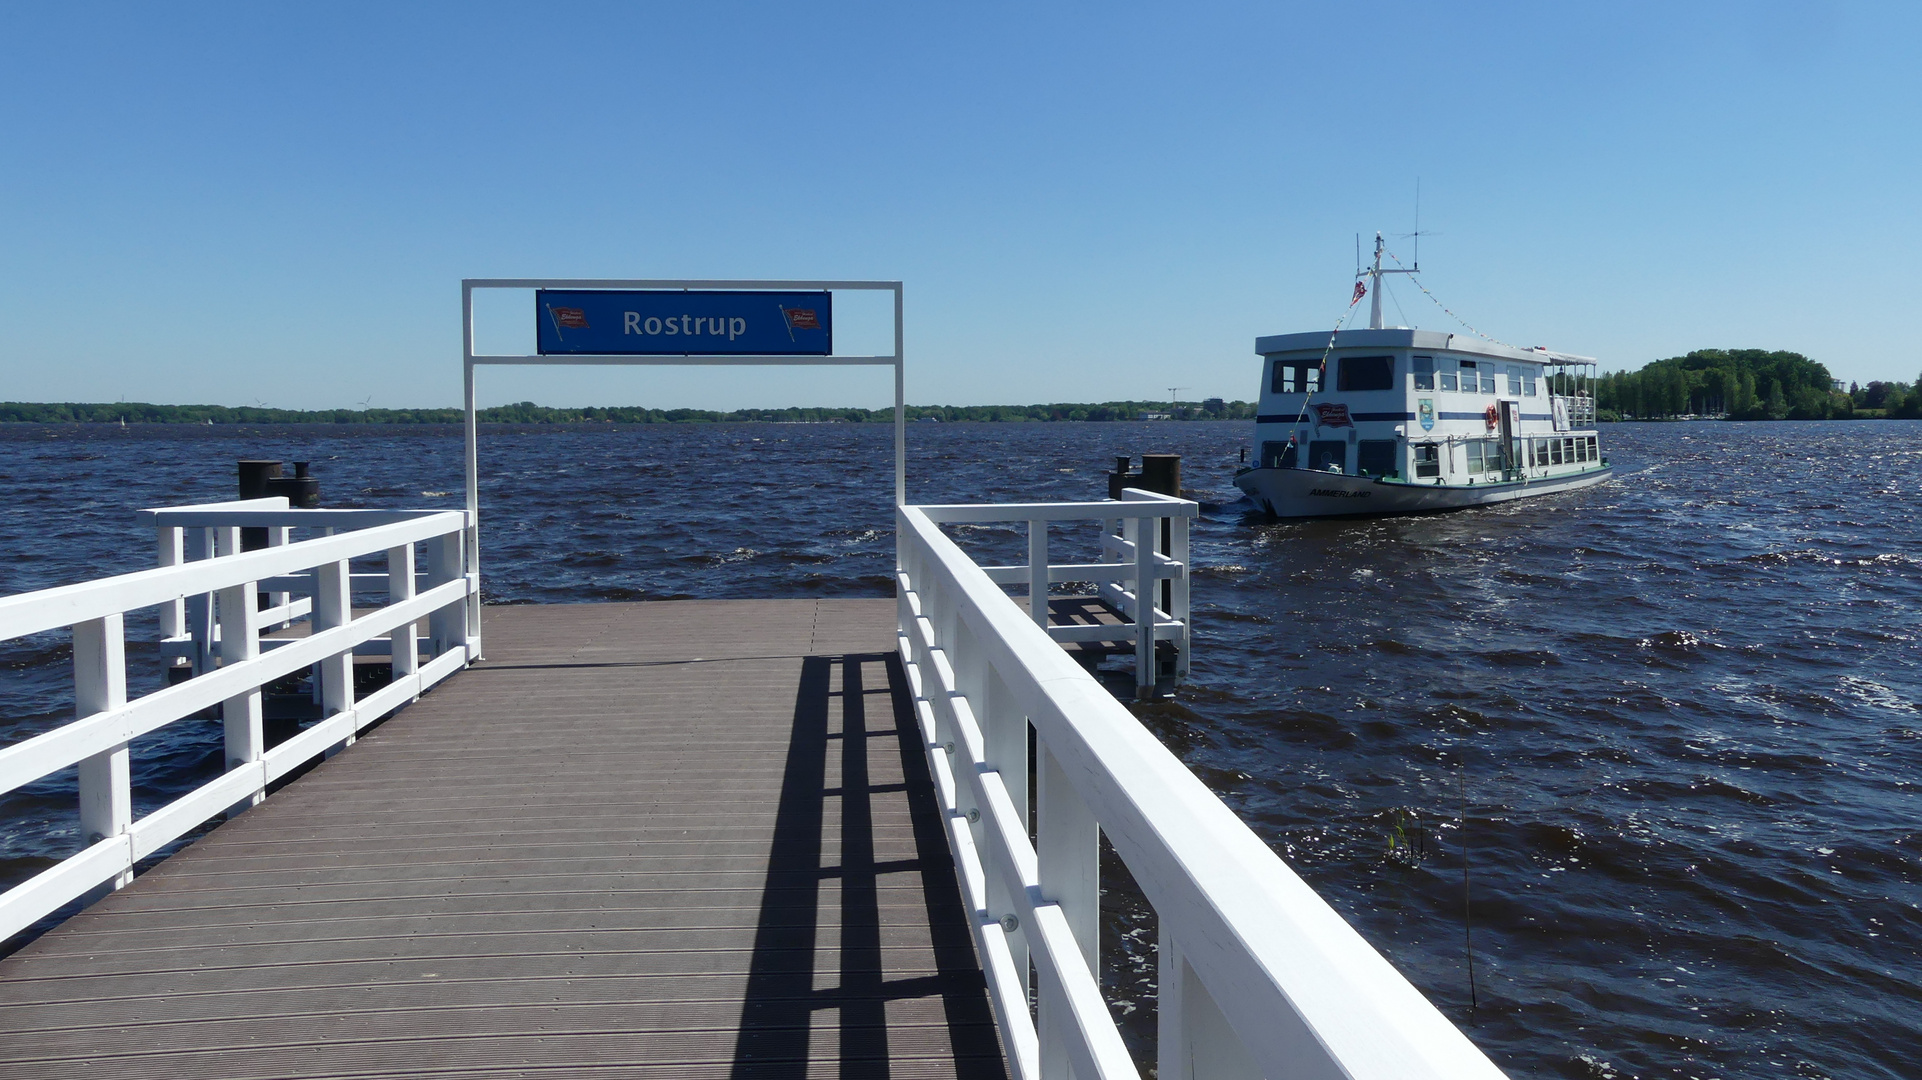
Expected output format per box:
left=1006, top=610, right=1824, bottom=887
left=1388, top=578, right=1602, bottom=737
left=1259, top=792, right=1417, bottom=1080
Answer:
left=897, top=493, right=1506, bottom=1080
left=1547, top=361, right=1598, bottom=427
left=0, top=499, right=476, bottom=942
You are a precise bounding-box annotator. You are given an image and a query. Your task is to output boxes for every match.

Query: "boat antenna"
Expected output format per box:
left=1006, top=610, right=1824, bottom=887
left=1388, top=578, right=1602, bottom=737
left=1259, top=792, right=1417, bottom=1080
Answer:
left=1363, top=231, right=1419, bottom=330
left=1413, top=178, right=1421, bottom=269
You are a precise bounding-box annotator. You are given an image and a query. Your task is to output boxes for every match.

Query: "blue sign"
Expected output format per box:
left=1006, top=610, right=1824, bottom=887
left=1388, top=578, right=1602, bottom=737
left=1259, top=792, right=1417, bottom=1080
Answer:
left=535, top=289, right=832, bottom=356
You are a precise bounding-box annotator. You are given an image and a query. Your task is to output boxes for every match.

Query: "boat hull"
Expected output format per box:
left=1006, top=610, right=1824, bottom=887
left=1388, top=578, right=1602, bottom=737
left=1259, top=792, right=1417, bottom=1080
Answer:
left=1234, top=464, right=1613, bottom=519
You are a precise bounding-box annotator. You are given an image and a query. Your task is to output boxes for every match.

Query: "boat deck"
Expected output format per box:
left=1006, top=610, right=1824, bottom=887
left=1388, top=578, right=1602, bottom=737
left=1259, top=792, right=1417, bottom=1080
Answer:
left=0, top=600, right=1007, bottom=1079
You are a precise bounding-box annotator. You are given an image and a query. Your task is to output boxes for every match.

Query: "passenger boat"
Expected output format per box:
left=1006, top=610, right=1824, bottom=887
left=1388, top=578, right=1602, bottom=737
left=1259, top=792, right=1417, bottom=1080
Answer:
left=1234, top=234, right=1612, bottom=518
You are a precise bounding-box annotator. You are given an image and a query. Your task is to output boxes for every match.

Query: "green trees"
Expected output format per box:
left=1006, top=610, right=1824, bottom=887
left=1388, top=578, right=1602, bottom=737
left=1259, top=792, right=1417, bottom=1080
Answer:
left=1595, top=349, right=1858, bottom=420
left=1849, top=374, right=1922, bottom=418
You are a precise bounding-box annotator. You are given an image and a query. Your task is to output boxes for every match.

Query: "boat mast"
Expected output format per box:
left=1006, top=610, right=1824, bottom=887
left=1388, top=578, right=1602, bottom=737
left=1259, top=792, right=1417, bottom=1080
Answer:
left=1362, top=231, right=1418, bottom=330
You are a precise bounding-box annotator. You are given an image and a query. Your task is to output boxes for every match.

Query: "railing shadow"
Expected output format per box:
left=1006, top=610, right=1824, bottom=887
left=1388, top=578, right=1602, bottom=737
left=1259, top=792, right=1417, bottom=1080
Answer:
left=731, top=652, right=1005, bottom=1079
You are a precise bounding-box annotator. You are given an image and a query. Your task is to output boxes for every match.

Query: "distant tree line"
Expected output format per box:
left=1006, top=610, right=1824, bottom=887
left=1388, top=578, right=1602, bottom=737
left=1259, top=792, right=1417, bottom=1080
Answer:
left=0, top=398, right=1254, bottom=425
left=1596, top=349, right=1922, bottom=420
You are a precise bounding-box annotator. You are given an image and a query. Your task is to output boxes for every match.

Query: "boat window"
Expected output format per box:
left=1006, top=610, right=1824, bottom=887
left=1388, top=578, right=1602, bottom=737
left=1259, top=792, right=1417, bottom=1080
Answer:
left=1533, top=438, right=1548, bottom=467
left=1413, top=444, right=1440, bottom=478
left=1260, top=440, right=1297, bottom=469
left=1563, top=437, right=1576, bottom=462
left=1412, top=356, right=1435, bottom=390
left=1308, top=440, right=1346, bottom=473
left=1523, top=372, right=1538, bottom=397
left=1550, top=439, right=1563, bottom=464
left=1271, top=360, right=1320, bottom=394
left=1439, top=362, right=1460, bottom=392
left=1337, top=355, right=1395, bottom=392
left=1453, top=360, right=1475, bottom=393
left=1505, top=365, right=1523, bottom=395
left=1464, top=440, right=1486, bottom=474
left=1587, top=436, right=1599, bottom=459
left=1480, top=367, right=1498, bottom=394
left=1357, top=440, right=1398, bottom=478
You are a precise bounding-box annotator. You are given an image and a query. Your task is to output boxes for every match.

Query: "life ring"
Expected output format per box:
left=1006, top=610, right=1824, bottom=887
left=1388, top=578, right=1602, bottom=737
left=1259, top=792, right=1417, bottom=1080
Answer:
left=1484, top=403, right=1499, bottom=428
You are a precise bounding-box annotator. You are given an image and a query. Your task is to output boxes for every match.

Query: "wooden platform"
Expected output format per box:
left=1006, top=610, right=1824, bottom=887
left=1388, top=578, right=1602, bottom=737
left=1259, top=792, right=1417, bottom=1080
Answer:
left=0, top=600, right=1006, bottom=1079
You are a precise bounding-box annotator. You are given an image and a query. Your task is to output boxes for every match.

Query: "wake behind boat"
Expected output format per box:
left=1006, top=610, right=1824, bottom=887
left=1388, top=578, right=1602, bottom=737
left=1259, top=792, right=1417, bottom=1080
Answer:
left=1235, top=233, right=1612, bottom=518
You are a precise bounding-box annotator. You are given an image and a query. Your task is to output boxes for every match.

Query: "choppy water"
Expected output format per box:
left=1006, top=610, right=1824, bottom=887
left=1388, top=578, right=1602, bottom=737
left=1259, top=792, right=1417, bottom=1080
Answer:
left=1, top=419, right=1918, bottom=1080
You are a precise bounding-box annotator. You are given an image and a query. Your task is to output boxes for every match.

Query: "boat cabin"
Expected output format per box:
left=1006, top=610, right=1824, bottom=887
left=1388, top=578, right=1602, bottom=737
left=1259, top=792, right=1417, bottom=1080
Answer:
left=1251, top=328, right=1602, bottom=486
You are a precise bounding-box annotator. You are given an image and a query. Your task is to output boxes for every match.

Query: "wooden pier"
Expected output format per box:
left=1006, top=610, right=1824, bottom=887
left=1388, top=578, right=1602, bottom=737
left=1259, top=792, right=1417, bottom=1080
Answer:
left=0, top=600, right=1006, bottom=1079
left=0, top=491, right=1509, bottom=1080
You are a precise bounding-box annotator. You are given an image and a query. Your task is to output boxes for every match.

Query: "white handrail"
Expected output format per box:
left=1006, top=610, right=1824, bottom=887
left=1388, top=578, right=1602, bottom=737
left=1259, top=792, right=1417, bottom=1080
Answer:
left=897, top=501, right=1508, bottom=1080
left=0, top=503, right=476, bottom=942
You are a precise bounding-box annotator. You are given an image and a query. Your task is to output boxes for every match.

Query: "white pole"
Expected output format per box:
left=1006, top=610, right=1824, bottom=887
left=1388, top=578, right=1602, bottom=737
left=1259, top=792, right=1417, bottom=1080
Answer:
left=1368, top=232, right=1385, bottom=330
left=461, top=282, right=482, bottom=660
left=894, top=282, right=905, bottom=507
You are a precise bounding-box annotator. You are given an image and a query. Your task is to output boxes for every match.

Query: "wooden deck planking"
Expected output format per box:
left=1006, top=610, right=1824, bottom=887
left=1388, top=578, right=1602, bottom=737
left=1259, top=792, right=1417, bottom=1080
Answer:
left=0, top=599, right=1006, bottom=1079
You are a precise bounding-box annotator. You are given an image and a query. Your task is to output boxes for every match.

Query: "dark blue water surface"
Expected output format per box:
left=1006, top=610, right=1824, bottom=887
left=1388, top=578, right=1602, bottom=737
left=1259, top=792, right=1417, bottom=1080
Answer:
left=1, top=419, right=1918, bottom=1080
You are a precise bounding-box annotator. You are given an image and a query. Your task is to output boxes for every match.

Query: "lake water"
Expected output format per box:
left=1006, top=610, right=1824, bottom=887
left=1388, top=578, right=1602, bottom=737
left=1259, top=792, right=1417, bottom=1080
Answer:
left=1, top=419, right=1918, bottom=1080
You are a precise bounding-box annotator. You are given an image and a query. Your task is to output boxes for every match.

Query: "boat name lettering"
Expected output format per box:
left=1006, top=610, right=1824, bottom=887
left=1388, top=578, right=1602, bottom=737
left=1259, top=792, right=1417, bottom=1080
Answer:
left=1307, top=488, right=1371, bottom=498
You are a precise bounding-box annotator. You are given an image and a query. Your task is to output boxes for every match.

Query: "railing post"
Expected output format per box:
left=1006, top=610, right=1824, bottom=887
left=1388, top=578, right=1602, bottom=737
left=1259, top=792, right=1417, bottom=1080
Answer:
left=184, top=527, right=214, bottom=675
left=1158, top=934, right=1260, bottom=1080
left=1153, top=930, right=1260, bottom=1068
left=315, top=559, right=354, bottom=752
left=1036, top=741, right=1098, bottom=1079
left=388, top=543, right=418, bottom=698
left=1171, top=510, right=1190, bottom=680
left=424, top=529, right=462, bottom=659
left=1133, top=510, right=1156, bottom=696
left=155, top=524, right=185, bottom=680
left=265, top=525, right=292, bottom=628
left=463, top=512, right=483, bottom=660
left=1027, top=519, right=1049, bottom=628
left=981, top=664, right=1029, bottom=983
left=74, top=614, right=132, bottom=891
left=950, top=615, right=985, bottom=839
left=216, top=556, right=265, bottom=814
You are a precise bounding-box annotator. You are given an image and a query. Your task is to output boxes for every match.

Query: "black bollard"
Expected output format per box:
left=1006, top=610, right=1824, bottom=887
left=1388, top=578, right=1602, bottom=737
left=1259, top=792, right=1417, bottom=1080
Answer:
left=1139, top=454, right=1181, bottom=497
left=237, top=461, right=283, bottom=551
left=236, top=460, right=322, bottom=551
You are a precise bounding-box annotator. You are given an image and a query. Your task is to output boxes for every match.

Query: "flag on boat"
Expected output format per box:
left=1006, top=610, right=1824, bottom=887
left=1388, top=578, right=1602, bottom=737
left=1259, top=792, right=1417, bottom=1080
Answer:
left=1351, top=281, right=1367, bottom=304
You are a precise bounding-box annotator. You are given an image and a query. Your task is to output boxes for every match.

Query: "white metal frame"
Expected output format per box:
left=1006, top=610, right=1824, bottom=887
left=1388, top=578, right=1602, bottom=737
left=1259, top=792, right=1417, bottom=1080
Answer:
left=462, top=278, right=906, bottom=657
left=0, top=500, right=477, bottom=942
left=897, top=498, right=1508, bottom=1080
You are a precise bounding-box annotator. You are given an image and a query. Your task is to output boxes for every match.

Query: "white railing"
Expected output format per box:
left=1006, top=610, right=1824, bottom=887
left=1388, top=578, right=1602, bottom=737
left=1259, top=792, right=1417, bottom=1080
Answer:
left=897, top=498, right=1508, bottom=1080
left=917, top=489, right=1194, bottom=694
left=0, top=500, right=477, bottom=942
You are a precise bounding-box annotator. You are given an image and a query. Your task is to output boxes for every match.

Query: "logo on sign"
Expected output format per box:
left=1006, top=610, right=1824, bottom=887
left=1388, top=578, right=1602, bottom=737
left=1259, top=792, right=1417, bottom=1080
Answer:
left=545, top=305, right=590, bottom=338
left=1314, top=403, right=1352, bottom=428
left=780, top=306, right=821, bottom=331
left=1418, top=398, right=1435, bottom=431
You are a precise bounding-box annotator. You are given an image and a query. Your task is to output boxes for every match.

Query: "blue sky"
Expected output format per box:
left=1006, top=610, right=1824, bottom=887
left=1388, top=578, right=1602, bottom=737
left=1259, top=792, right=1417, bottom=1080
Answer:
left=2, top=2, right=1916, bottom=410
